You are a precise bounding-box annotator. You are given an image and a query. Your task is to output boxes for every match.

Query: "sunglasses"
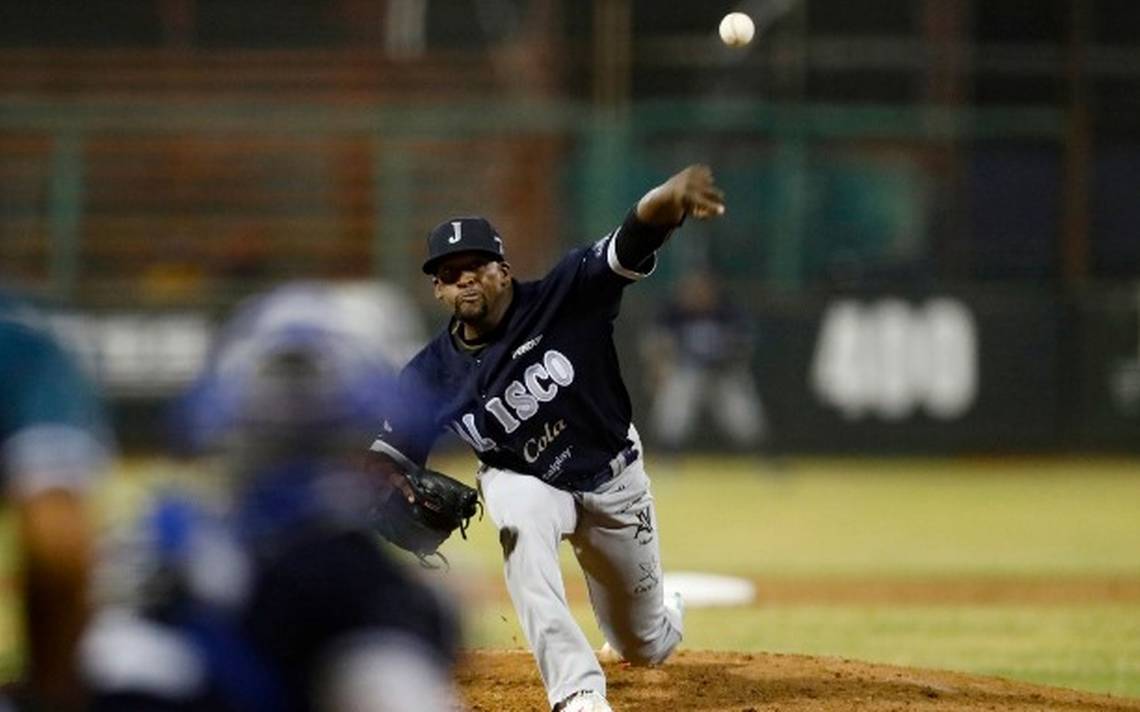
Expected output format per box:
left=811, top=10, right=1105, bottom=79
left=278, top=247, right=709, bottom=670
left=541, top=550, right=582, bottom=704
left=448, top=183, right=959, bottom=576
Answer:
left=435, top=257, right=496, bottom=285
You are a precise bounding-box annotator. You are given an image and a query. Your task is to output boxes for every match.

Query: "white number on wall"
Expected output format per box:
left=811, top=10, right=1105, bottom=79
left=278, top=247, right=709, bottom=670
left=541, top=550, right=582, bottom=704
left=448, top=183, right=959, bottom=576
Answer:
left=810, top=298, right=977, bottom=421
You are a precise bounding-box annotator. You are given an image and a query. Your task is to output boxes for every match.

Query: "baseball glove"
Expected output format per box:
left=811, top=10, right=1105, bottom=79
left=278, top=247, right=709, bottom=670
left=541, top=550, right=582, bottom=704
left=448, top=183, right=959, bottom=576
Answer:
left=373, top=464, right=480, bottom=567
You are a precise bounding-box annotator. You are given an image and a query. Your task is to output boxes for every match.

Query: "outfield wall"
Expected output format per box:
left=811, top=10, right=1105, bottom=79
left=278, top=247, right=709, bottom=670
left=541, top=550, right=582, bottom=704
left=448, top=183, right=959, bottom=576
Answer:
left=41, top=283, right=1140, bottom=454
left=630, top=285, right=1140, bottom=454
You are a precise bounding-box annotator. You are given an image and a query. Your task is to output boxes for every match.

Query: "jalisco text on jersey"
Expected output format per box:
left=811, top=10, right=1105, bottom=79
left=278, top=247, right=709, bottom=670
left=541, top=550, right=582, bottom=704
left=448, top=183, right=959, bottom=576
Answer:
left=450, top=349, right=576, bottom=453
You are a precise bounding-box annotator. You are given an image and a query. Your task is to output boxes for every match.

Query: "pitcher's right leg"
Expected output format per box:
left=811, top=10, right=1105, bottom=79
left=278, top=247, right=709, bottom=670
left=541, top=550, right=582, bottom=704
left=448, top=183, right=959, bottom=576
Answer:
left=479, top=467, right=605, bottom=708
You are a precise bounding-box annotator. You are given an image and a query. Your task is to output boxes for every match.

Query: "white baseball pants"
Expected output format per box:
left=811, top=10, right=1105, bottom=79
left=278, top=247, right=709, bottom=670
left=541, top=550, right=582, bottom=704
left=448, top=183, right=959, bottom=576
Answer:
left=478, top=449, right=682, bottom=708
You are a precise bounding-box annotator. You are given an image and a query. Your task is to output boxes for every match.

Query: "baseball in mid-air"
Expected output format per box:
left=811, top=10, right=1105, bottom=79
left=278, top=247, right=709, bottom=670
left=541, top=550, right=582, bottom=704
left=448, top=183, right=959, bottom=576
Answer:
left=718, top=12, right=755, bottom=48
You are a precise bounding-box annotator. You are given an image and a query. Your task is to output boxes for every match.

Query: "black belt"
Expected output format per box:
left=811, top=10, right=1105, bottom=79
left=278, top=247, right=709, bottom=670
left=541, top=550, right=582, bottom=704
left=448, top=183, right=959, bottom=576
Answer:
left=563, top=445, right=639, bottom=493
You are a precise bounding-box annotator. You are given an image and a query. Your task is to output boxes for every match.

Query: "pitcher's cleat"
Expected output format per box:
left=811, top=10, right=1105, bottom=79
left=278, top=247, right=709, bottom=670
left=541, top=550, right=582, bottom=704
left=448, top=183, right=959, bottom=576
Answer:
left=597, top=640, right=623, bottom=664
left=554, top=689, right=613, bottom=712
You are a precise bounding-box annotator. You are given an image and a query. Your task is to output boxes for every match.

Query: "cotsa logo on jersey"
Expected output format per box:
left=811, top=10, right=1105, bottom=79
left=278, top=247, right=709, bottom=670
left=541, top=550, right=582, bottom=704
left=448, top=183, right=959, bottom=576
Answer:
left=511, top=334, right=543, bottom=360
left=449, top=349, right=575, bottom=452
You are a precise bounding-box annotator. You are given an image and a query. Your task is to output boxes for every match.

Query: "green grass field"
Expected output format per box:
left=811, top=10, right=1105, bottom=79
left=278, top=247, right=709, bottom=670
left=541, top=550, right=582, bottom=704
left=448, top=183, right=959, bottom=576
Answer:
left=448, top=455, right=1140, bottom=698
left=3, top=455, right=1139, bottom=698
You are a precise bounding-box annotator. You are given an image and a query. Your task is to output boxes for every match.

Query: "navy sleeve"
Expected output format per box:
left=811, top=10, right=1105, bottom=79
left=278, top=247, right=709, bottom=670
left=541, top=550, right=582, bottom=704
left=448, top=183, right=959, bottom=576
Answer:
left=559, top=209, right=675, bottom=301
left=612, top=207, right=677, bottom=275
left=525, top=215, right=666, bottom=326
left=369, top=351, right=442, bottom=469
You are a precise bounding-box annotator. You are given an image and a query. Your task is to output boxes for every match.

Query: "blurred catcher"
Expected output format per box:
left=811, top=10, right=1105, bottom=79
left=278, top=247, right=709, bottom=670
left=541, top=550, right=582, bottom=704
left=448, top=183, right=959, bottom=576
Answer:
left=369, top=166, right=727, bottom=711
left=81, top=283, right=462, bottom=712
left=0, top=291, right=111, bottom=712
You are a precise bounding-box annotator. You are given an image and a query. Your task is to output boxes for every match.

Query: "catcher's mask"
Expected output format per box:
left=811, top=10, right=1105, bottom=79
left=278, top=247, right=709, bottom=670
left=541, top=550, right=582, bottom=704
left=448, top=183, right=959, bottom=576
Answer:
left=173, top=283, right=400, bottom=458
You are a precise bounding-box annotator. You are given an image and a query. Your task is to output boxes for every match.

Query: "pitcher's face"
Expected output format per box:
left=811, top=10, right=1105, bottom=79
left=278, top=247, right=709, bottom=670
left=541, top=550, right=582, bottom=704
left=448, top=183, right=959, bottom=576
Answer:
left=432, top=254, right=511, bottom=324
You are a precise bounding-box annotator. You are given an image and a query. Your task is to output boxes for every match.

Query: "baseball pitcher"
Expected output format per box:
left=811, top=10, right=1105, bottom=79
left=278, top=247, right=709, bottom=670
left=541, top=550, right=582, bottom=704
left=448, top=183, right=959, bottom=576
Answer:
left=370, top=165, right=726, bottom=712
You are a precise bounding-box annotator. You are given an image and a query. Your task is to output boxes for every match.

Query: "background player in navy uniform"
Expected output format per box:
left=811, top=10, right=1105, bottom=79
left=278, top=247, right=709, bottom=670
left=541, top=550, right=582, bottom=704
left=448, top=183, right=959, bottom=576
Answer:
left=0, top=292, right=111, bottom=712
left=370, top=165, right=726, bottom=712
left=643, top=267, right=767, bottom=453
left=81, top=284, right=462, bottom=712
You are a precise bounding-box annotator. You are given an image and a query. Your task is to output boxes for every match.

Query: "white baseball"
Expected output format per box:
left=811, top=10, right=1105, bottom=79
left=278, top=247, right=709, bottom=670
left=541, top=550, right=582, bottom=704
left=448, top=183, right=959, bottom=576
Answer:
left=718, top=12, right=755, bottom=48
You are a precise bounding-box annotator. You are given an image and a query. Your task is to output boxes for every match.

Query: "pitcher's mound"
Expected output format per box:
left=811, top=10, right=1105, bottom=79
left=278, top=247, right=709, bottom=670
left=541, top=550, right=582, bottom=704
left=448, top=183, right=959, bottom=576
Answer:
left=459, top=649, right=1138, bottom=711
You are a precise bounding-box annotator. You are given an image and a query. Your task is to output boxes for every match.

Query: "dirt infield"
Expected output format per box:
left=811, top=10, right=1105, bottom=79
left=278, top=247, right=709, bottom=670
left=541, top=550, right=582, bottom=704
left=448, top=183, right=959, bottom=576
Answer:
left=458, top=649, right=1140, bottom=711
left=452, top=573, right=1140, bottom=708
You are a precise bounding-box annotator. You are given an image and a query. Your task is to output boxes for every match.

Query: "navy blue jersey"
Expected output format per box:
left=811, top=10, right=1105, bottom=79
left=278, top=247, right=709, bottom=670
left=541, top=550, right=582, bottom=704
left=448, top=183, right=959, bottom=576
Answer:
left=374, top=217, right=671, bottom=491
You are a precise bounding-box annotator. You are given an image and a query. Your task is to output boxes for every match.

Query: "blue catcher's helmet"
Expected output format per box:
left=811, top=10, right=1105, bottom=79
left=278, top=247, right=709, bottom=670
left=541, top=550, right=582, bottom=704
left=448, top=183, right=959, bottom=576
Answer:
left=174, top=283, right=402, bottom=455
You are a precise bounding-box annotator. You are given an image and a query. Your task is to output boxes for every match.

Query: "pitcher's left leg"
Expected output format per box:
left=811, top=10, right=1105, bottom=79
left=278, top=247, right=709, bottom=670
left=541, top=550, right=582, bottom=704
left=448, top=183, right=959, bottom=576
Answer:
left=571, top=459, right=681, bottom=666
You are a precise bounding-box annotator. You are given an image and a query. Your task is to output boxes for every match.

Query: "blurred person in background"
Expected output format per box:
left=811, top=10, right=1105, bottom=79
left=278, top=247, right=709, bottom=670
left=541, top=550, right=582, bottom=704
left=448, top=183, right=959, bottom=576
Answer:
left=0, top=291, right=111, bottom=712
left=642, top=268, right=766, bottom=454
left=81, top=283, right=462, bottom=712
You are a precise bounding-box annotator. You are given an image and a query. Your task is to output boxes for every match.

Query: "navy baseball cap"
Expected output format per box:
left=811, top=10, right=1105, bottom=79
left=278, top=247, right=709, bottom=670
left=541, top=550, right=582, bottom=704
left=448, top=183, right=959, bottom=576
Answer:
left=422, top=216, right=506, bottom=275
